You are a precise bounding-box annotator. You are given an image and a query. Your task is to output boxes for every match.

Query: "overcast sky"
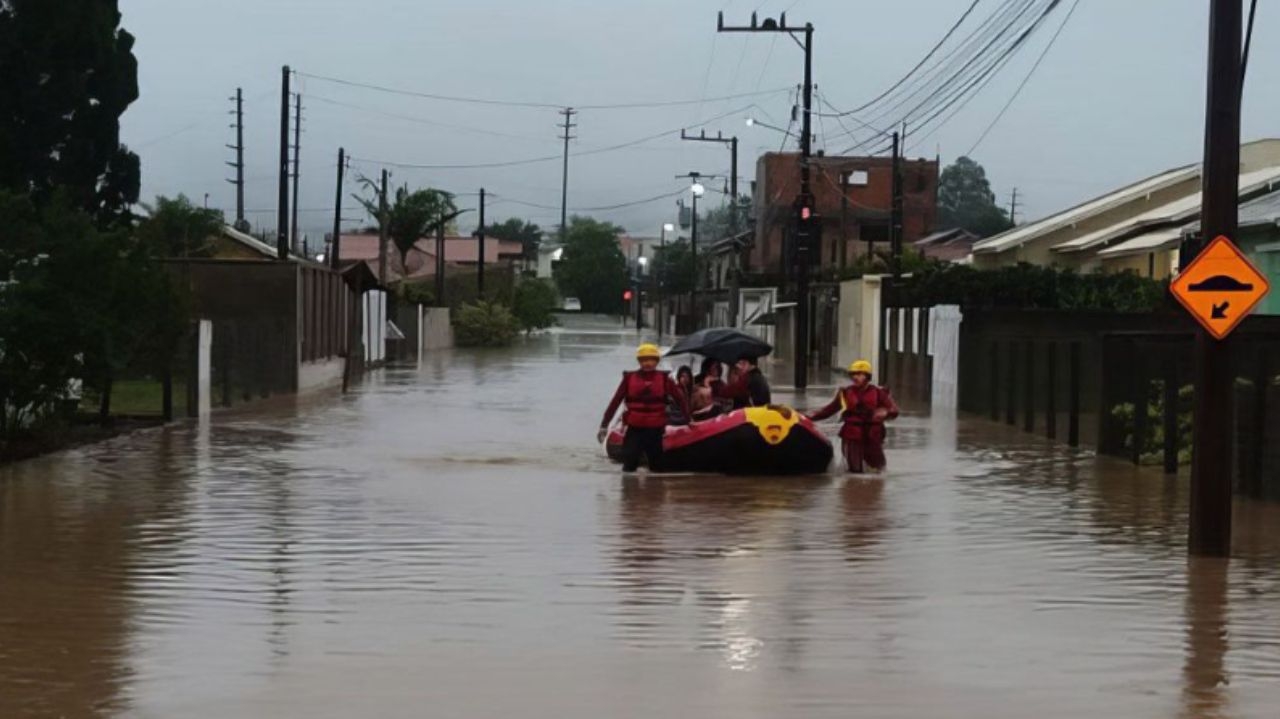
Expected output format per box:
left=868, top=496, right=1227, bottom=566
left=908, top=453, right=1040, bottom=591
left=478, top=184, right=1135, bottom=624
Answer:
left=119, top=0, right=1280, bottom=242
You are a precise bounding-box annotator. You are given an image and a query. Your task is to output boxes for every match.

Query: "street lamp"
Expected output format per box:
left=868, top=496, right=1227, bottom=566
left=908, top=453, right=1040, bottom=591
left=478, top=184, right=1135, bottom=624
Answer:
left=690, top=183, right=705, bottom=330
left=745, top=116, right=797, bottom=139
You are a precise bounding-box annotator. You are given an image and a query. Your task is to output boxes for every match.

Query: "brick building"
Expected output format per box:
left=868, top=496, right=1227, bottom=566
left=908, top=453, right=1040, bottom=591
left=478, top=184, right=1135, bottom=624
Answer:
left=749, top=152, right=940, bottom=275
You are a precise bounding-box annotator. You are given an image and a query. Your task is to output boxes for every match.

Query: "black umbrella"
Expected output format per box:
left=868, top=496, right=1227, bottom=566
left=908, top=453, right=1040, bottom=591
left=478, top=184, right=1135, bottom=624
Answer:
left=665, top=328, right=773, bottom=363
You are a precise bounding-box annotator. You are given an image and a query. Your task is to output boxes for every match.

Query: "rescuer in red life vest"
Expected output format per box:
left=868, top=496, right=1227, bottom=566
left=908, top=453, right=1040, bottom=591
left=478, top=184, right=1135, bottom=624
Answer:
left=598, top=343, right=691, bottom=472
left=807, top=360, right=899, bottom=473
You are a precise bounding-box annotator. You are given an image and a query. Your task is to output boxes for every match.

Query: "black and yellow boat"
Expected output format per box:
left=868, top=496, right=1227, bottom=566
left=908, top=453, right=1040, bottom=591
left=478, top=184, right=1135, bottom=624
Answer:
left=606, top=405, right=833, bottom=475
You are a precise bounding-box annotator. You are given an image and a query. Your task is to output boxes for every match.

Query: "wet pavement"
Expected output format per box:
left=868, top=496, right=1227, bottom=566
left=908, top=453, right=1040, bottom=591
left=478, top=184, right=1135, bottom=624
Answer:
left=3, top=315, right=1280, bottom=718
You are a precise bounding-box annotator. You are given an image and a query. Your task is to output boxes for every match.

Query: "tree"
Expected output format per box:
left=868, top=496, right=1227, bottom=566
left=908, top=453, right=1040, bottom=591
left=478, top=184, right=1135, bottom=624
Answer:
left=552, top=216, right=627, bottom=313
left=355, top=182, right=456, bottom=277
left=652, top=239, right=696, bottom=294
left=511, top=278, right=558, bottom=333
left=484, top=218, right=543, bottom=262
left=697, top=196, right=752, bottom=246
left=937, top=156, right=1013, bottom=238
left=136, top=194, right=226, bottom=258
left=0, top=0, right=141, bottom=227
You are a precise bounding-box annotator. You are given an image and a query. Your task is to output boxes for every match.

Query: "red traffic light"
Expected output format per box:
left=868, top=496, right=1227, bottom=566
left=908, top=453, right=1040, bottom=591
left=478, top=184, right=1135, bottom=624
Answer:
left=623, top=289, right=634, bottom=301
left=800, top=206, right=812, bottom=221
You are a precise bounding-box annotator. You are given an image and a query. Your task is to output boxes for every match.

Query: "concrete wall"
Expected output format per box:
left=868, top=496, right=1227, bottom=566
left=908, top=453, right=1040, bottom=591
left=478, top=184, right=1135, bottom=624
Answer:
left=1099, top=250, right=1177, bottom=279
left=422, top=307, right=453, bottom=351
left=836, top=277, right=883, bottom=368
left=298, top=358, right=345, bottom=392
left=363, top=290, right=387, bottom=364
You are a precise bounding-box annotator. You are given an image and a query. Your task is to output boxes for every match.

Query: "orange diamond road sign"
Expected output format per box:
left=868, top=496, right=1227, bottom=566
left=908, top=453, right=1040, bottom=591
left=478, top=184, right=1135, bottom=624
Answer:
left=1170, top=235, right=1270, bottom=340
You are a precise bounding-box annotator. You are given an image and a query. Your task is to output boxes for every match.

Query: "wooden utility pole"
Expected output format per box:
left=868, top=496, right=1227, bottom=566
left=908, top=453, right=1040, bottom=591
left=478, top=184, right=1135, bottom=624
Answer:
left=1187, top=0, right=1242, bottom=557
left=1010, top=187, right=1020, bottom=225
left=277, top=66, right=291, bottom=260
left=330, top=147, right=344, bottom=270
left=681, top=129, right=742, bottom=326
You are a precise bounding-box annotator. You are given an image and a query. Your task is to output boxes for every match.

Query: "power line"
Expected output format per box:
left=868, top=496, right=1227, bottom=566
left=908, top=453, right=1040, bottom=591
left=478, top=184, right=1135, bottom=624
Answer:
left=297, top=69, right=789, bottom=112
left=495, top=187, right=687, bottom=213
left=350, top=102, right=768, bottom=170
left=967, top=0, right=1080, bottom=156
left=819, top=0, right=984, bottom=118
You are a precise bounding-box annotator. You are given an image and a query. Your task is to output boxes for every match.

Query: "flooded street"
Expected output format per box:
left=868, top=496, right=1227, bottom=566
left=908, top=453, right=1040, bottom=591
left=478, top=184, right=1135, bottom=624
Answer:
left=4, top=317, right=1280, bottom=718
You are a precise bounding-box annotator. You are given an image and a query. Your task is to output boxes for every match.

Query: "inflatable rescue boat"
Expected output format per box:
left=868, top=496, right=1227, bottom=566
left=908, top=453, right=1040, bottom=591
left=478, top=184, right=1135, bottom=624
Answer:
left=607, top=405, right=833, bottom=475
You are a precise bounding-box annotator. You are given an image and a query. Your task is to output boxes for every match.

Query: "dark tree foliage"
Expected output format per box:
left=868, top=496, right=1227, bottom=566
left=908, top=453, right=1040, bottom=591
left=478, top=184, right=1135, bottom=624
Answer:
left=937, top=156, right=1013, bottom=238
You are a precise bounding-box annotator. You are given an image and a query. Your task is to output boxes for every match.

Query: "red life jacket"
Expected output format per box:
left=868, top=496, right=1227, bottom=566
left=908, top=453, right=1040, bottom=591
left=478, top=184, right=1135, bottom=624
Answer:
left=838, top=385, right=887, bottom=442
left=623, top=370, right=670, bottom=428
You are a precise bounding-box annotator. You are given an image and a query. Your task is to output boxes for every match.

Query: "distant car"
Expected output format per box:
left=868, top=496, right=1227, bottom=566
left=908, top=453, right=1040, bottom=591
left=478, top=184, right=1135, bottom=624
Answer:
left=563, top=297, right=582, bottom=312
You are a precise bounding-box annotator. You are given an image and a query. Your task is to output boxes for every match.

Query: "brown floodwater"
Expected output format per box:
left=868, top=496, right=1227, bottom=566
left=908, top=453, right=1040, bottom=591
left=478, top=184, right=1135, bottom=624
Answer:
left=3, top=314, right=1280, bottom=718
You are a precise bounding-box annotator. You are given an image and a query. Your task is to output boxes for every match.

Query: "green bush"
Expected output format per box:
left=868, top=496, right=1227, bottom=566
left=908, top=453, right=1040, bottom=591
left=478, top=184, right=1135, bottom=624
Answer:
left=453, top=300, right=519, bottom=347
left=397, top=280, right=435, bottom=306
left=1110, top=381, right=1193, bottom=465
left=895, top=262, right=1168, bottom=313
left=512, top=279, right=559, bottom=333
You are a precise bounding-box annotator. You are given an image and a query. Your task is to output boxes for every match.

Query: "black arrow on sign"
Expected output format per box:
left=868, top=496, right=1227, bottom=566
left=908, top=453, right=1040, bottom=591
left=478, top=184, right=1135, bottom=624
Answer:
left=1211, top=301, right=1230, bottom=319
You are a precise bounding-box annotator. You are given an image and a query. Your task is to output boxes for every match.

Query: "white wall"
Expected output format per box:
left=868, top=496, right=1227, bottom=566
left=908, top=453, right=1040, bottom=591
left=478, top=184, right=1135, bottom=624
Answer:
left=422, top=307, right=453, bottom=351
left=930, top=306, right=962, bottom=412
left=363, top=290, right=387, bottom=364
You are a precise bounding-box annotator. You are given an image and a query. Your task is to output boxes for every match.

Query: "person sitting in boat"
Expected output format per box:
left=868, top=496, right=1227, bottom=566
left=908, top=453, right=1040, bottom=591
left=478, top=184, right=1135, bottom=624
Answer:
left=667, top=365, right=695, bottom=425
left=599, top=343, right=691, bottom=472
left=806, top=360, right=899, bottom=474
left=717, top=354, right=772, bottom=409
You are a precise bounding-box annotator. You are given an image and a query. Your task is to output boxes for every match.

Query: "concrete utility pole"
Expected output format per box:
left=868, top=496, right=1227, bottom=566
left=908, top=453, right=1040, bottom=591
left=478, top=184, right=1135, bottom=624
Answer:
left=330, top=147, right=345, bottom=270
left=227, top=87, right=247, bottom=232
left=681, top=129, right=742, bottom=326
left=377, top=168, right=388, bottom=284
left=1186, top=0, right=1242, bottom=557
left=559, top=108, right=577, bottom=242
left=890, top=130, right=903, bottom=278
left=1009, top=187, right=1019, bottom=225
left=477, top=187, right=486, bottom=297
left=291, top=92, right=304, bottom=254
left=277, top=66, right=291, bottom=260
left=719, top=11, right=816, bottom=389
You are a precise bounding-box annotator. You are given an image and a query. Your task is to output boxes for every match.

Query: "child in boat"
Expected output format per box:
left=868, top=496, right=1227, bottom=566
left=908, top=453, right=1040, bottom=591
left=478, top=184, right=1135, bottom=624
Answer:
left=806, top=360, right=899, bottom=473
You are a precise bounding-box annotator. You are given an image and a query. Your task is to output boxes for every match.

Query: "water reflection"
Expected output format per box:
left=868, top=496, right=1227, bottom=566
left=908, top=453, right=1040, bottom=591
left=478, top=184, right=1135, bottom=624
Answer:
left=1182, top=558, right=1230, bottom=719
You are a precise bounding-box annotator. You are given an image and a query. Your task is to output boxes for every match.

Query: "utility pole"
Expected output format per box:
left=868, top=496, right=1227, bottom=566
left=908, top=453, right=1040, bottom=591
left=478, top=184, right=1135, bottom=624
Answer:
left=1187, top=0, right=1242, bottom=557
left=226, top=87, right=247, bottom=232
left=559, top=108, right=577, bottom=242
left=681, top=129, right=742, bottom=326
left=291, top=91, right=303, bottom=254
left=377, top=168, right=388, bottom=285
left=330, top=147, right=345, bottom=270
left=890, top=130, right=904, bottom=278
left=477, top=187, right=486, bottom=297
left=277, top=65, right=291, bottom=260
left=1009, top=187, right=1019, bottom=225
left=719, top=11, right=816, bottom=389
left=840, top=169, right=850, bottom=269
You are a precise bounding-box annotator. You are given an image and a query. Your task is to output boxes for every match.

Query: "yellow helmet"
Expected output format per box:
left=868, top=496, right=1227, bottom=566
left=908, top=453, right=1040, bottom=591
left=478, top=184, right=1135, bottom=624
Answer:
left=636, top=343, right=661, bottom=360
left=848, top=359, right=873, bottom=375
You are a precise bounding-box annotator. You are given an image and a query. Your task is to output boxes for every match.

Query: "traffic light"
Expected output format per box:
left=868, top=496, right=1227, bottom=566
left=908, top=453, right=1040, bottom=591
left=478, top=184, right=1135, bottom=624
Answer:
left=623, top=289, right=634, bottom=302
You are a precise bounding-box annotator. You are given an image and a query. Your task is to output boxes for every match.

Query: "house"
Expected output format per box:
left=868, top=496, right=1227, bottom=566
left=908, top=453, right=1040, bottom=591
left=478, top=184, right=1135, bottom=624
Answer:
left=750, top=151, right=939, bottom=275
left=336, top=233, right=523, bottom=282
left=1180, top=192, right=1280, bottom=314
left=914, top=228, right=979, bottom=263
left=211, top=225, right=308, bottom=261
left=972, top=138, right=1280, bottom=276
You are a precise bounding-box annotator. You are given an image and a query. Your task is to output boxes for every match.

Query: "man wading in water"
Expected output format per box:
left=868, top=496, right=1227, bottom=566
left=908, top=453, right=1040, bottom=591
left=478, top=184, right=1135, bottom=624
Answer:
left=598, top=343, right=691, bottom=473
